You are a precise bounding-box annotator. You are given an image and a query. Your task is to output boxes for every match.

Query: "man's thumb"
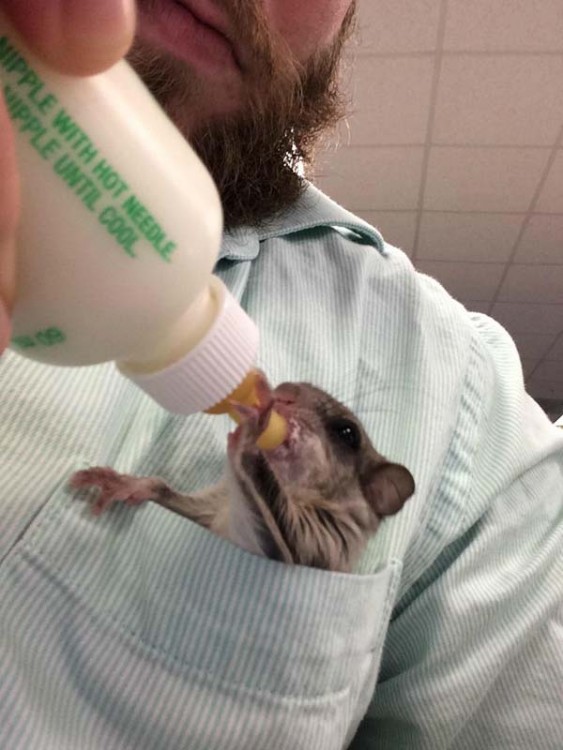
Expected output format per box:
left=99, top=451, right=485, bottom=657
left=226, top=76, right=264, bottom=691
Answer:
left=2, top=0, right=136, bottom=76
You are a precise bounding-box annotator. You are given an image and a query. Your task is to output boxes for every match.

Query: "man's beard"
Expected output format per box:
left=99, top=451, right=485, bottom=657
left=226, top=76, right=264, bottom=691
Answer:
left=128, top=1, right=356, bottom=230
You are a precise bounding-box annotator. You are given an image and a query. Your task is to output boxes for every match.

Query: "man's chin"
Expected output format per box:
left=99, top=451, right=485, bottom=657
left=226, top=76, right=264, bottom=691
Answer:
left=127, top=42, right=308, bottom=229
left=126, top=3, right=356, bottom=230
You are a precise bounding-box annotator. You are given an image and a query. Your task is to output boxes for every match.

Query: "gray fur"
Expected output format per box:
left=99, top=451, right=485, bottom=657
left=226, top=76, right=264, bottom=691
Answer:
left=71, top=381, right=415, bottom=573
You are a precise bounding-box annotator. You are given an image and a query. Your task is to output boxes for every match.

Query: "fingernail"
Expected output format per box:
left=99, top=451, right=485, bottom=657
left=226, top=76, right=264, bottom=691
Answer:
left=61, top=0, right=135, bottom=40
left=60, top=0, right=137, bottom=74
left=3, top=0, right=136, bottom=75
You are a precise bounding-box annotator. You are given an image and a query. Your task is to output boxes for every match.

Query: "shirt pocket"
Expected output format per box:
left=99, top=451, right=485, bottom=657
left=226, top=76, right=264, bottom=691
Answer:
left=0, top=475, right=402, bottom=750
left=0, top=453, right=89, bottom=562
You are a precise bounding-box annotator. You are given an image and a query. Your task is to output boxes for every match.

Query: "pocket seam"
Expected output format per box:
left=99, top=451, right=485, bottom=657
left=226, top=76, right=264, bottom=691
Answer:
left=16, top=479, right=398, bottom=704
left=16, top=542, right=384, bottom=705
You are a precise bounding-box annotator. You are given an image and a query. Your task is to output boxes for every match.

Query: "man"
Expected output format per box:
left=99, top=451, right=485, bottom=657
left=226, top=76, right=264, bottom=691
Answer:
left=1, top=2, right=562, bottom=749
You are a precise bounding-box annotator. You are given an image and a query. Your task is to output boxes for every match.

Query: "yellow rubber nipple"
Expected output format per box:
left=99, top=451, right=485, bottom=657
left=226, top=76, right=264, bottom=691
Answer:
left=205, top=370, right=260, bottom=415
left=206, top=370, right=288, bottom=450
left=255, top=410, right=288, bottom=450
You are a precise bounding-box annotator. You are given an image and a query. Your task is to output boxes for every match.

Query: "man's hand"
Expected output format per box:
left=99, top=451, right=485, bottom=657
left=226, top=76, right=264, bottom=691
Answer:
left=0, top=0, right=136, bottom=352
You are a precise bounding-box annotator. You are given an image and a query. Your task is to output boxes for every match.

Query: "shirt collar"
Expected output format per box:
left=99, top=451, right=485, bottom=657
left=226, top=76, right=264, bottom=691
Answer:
left=218, top=182, right=386, bottom=262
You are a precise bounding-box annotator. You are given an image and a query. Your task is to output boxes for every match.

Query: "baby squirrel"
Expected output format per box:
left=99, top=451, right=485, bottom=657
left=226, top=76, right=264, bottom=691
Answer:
left=71, top=375, right=415, bottom=573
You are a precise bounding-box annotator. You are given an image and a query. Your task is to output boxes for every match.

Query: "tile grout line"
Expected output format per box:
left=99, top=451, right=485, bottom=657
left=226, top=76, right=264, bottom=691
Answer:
left=487, top=122, right=563, bottom=315
left=527, top=331, right=563, bottom=382
left=496, top=121, right=563, bottom=387
left=411, top=0, right=450, bottom=263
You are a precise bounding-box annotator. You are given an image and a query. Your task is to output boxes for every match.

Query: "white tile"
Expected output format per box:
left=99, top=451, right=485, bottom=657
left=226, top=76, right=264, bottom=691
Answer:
left=526, top=379, right=563, bottom=400
left=547, top=334, right=563, bottom=359
left=415, top=260, right=505, bottom=301
left=498, top=264, right=563, bottom=303
left=461, top=301, right=492, bottom=315
left=314, top=146, right=424, bottom=210
left=417, top=212, right=524, bottom=262
left=355, top=211, right=417, bottom=256
left=490, top=302, right=563, bottom=334
left=535, top=151, right=563, bottom=213
left=541, top=402, right=563, bottom=421
left=342, top=56, right=434, bottom=145
left=521, top=359, right=540, bottom=378
left=444, top=0, right=563, bottom=52
left=433, top=56, right=563, bottom=146
left=424, top=147, right=550, bottom=212
left=514, top=214, right=563, bottom=263
left=532, top=359, right=563, bottom=381
left=510, top=331, right=558, bottom=359
left=355, top=0, right=441, bottom=55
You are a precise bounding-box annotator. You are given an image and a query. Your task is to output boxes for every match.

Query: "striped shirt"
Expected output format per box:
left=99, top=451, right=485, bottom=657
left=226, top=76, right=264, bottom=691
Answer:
left=1, top=184, right=562, bottom=749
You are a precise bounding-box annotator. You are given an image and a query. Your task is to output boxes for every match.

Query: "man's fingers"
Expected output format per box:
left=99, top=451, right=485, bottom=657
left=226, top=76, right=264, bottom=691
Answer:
left=2, top=0, right=136, bottom=76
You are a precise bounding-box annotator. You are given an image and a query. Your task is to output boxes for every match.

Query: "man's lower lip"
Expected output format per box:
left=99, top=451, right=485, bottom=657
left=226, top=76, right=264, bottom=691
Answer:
left=137, top=0, right=239, bottom=73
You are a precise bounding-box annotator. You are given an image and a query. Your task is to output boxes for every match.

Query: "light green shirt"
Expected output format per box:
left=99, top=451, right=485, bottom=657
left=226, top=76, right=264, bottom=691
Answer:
left=1, top=185, right=562, bottom=749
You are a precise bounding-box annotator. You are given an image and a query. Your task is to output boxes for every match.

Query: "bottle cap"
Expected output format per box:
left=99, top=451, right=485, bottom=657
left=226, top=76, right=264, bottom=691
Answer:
left=118, top=277, right=259, bottom=414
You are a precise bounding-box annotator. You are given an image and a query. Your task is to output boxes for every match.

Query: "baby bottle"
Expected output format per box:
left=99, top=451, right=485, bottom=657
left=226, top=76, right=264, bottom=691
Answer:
left=0, top=14, right=260, bottom=416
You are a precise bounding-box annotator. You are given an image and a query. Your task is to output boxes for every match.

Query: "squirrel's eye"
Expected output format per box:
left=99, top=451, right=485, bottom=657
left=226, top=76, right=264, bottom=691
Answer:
left=326, top=417, right=362, bottom=452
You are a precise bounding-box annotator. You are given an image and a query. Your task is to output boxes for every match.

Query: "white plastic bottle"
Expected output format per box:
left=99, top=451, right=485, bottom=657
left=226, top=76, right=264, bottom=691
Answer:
left=0, top=15, right=259, bottom=415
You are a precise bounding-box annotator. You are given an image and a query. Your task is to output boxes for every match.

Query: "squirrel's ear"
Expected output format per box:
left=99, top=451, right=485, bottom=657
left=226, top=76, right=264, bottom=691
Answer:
left=362, top=462, right=415, bottom=517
